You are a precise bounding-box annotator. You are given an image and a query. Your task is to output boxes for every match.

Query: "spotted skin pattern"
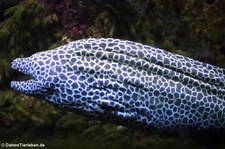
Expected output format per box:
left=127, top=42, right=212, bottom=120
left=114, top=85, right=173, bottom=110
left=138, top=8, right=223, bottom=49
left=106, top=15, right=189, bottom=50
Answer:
left=11, top=38, right=225, bottom=130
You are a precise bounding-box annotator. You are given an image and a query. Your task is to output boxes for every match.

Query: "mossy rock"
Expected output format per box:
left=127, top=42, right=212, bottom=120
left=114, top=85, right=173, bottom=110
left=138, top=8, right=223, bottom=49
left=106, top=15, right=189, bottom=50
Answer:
left=81, top=122, right=104, bottom=139
left=55, top=112, right=89, bottom=136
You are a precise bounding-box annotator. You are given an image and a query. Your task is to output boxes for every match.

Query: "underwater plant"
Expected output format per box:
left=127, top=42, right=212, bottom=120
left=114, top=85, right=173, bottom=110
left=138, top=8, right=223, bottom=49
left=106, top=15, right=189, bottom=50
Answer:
left=0, top=0, right=58, bottom=57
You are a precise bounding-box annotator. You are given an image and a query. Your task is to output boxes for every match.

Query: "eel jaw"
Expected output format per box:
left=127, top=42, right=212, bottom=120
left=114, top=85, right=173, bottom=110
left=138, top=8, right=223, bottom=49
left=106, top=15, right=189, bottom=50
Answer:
left=10, top=58, right=46, bottom=95
left=11, top=79, right=46, bottom=95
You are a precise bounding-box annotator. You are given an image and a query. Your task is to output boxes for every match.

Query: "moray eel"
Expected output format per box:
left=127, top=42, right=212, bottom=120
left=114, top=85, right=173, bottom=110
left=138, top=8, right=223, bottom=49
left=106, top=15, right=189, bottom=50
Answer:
left=11, top=38, right=225, bottom=130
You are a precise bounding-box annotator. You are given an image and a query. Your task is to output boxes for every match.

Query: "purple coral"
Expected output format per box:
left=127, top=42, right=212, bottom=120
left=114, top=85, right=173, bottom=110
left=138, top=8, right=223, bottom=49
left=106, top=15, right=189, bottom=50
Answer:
left=38, top=0, right=89, bottom=39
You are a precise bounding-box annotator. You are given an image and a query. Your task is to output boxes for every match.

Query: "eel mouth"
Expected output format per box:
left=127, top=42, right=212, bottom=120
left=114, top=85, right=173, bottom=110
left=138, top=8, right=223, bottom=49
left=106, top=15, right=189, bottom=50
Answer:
left=11, top=70, right=34, bottom=83
left=11, top=57, right=34, bottom=81
left=10, top=58, right=40, bottom=94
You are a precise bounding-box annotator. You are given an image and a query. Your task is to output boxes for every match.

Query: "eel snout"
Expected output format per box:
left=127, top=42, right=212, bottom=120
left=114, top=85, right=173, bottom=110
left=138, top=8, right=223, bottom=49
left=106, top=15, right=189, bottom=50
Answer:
left=11, top=58, right=32, bottom=75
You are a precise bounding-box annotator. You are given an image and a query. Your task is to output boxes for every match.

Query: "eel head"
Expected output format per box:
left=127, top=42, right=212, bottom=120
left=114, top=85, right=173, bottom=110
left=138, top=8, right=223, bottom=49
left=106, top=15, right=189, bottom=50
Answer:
left=10, top=49, right=112, bottom=116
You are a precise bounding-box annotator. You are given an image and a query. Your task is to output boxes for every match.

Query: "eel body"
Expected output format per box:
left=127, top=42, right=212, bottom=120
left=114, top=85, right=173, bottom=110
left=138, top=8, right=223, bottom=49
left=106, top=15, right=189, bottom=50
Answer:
left=11, top=38, right=225, bottom=130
